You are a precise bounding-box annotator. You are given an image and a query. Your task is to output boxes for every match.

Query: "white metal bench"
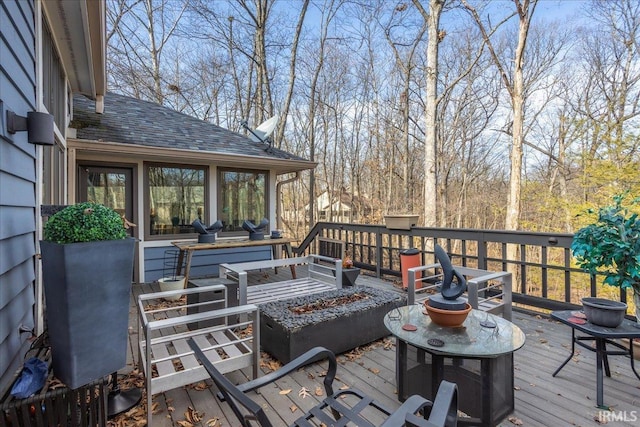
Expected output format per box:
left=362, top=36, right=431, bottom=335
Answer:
left=407, top=264, right=512, bottom=320
left=219, top=254, right=343, bottom=305
left=137, top=285, right=259, bottom=426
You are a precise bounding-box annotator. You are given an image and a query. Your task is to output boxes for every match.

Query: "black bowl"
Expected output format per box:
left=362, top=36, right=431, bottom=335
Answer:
left=581, top=297, right=627, bottom=328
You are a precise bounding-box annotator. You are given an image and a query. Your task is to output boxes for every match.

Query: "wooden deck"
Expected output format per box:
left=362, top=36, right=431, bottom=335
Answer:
left=120, top=268, right=640, bottom=427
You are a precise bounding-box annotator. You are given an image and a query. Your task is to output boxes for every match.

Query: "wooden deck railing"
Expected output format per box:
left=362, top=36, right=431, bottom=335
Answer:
left=294, top=222, right=632, bottom=314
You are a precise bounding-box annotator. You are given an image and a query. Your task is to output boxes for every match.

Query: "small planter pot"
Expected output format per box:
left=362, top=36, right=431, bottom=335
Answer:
left=341, top=268, right=360, bottom=287
left=581, top=297, right=627, bottom=328
left=424, top=300, right=472, bottom=327
left=158, top=276, right=186, bottom=301
left=384, top=215, right=419, bottom=230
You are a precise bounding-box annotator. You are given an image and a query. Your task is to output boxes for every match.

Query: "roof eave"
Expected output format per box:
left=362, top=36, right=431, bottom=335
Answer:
left=43, top=0, right=106, bottom=101
left=68, top=138, right=317, bottom=174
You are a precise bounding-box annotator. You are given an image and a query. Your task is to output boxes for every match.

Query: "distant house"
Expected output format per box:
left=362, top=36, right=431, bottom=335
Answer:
left=0, top=0, right=314, bottom=391
left=297, top=189, right=372, bottom=223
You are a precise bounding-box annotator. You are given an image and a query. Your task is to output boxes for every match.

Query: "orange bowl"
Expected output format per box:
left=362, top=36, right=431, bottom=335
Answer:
left=424, top=300, right=472, bottom=327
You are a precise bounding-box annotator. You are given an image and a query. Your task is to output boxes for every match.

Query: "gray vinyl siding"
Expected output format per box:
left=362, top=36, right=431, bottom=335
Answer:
left=144, top=246, right=272, bottom=282
left=0, top=0, right=37, bottom=392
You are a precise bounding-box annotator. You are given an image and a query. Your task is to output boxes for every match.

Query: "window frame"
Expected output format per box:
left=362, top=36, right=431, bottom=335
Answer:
left=217, top=167, right=269, bottom=237
left=144, top=162, right=209, bottom=241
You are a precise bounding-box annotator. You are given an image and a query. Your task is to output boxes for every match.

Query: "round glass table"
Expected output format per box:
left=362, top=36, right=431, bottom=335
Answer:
left=384, top=305, right=525, bottom=426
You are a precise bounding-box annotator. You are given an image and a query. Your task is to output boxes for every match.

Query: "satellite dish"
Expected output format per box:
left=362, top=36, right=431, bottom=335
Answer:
left=243, top=116, right=278, bottom=143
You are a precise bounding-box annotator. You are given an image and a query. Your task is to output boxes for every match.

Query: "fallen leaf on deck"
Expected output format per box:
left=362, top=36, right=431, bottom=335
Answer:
left=279, top=389, right=292, bottom=395
left=369, top=367, right=380, bottom=374
left=290, top=405, right=298, bottom=413
left=185, top=406, right=203, bottom=423
left=508, top=416, right=523, bottom=425
left=192, top=381, right=208, bottom=391
left=594, top=415, right=608, bottom=424
left=513, top=386, right=520, bottom=391
left=177, top=422, right=194, bottom=427
left=315, top=386, right=324, bottom=396
left=299, top=387, right=311, bottom=398
left=539, top=338, right=548, bottom=344
left=339, top=385, right=349, bottom=390
left=168, top=406, right=175, bottom=412
left=206, top=418, right=219, bottom=426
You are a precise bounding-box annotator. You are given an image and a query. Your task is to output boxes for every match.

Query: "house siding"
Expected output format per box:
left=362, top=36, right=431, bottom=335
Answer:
left=0, top=0, right=37, bottom=392
left=144, top=246, right=272, bottom=281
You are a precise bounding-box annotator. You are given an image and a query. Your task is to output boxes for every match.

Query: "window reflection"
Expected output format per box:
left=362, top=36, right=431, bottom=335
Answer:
left=219, top=169, right=267, bottom=232
left=148, top=166, right=205, bottom=236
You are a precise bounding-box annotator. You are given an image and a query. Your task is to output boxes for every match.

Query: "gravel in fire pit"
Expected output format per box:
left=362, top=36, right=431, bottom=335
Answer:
left=260, top=287, right=405, bottom=330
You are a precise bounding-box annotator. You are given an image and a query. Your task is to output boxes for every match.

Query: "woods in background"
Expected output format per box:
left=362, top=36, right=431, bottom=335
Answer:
left=106, top=0, right=640, bottom=238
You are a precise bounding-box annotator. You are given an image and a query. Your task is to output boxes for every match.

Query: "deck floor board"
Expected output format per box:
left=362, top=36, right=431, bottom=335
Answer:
left=122, top=269, right=640, bottom=426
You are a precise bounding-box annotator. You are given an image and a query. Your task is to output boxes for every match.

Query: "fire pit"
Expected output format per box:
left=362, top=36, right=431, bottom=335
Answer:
left=260, top=287, right=405, bottom=363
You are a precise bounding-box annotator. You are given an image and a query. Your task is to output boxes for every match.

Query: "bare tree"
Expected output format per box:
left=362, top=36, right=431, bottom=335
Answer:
left=461, top=0, right=537, bottom=232
left=412, top=0, right=444, bottom=227
left=107, top=0, right=188, bottom=104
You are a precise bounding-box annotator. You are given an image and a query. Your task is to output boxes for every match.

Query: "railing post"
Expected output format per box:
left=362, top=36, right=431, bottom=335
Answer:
left=376, top=228, right=382, bottom=278
left=477, top=233, right=487, bottom=271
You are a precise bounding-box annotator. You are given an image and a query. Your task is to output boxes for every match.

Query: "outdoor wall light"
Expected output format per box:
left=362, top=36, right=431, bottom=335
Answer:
left=7, top=110, right=55, bottom=145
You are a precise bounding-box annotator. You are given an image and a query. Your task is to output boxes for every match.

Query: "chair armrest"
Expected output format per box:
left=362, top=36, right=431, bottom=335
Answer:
left=404, top=381, right=458, bottom=427
left=146, top=304, right=257, bottom=330
left=380, top=395, right=434, bottom=427
left=466, top=270, right=511, bottom=286
left=407, top=263, right=441, bottom=305
left=188, top=338, right=264, bottom=416
left=236, top=346, right=337, bottom=397
left=137, top=283, right=229, bottom=327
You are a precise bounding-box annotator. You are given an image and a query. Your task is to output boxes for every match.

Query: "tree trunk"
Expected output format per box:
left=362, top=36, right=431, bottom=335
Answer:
left=421, top=0, right=444, bottom=227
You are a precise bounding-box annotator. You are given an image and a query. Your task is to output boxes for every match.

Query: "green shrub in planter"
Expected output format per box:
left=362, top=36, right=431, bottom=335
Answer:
left=44, top=202, right=127, bottom=243
left=571, top=194, right=640, bottom=323
left=40, top=202, right=134, bottom=389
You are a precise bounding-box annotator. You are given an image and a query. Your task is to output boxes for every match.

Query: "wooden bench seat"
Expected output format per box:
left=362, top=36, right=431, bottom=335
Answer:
left=219, top=255, right=343, bottom=305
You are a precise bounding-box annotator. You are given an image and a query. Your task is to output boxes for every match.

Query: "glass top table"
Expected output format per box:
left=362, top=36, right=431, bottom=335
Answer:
left=384, top=305, right=526, bottom=426
left=384, top=305, right=526, bottom=358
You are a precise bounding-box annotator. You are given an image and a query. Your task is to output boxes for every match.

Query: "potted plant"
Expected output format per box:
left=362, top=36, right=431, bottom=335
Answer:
left=571, top=194, right=640, bottom=326
left=40, top=202, right=135, bottom=389
left=158, top=249, right=186, bottom=301
left=341, top=255, right=360, bottom=287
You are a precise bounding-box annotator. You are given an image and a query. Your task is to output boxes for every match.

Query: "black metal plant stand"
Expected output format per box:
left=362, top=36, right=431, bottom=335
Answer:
left=107, top=372, right=142, bottom=417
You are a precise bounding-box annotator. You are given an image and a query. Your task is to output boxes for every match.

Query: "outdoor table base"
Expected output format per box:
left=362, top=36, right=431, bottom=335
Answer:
left=397, top=343, right=514, bottom=426
left=551, top=310, right=640, bottom=409
left=385, top=306, right=525, bottom=427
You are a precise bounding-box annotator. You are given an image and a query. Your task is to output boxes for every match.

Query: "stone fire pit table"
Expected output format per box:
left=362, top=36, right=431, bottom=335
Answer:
left=260, top=287, right=405, bottom=363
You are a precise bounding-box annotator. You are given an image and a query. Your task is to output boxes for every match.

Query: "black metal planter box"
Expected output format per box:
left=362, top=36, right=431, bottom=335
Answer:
left=0, top=338, right=108, bottom=427
left=260, top=288, right=405, bottom=363
left=40, top=238, right=135, bottom=390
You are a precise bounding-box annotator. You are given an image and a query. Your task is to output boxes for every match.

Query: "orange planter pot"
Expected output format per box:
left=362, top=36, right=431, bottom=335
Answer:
left=424, top=300, right=472, bottom=327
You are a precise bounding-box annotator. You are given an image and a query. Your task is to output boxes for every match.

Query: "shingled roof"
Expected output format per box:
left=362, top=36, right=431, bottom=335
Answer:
left=71, top=92, right=308, bottom=162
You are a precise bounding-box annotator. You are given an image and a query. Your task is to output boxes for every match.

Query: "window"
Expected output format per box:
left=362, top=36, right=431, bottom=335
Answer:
left=42, top=19, right=66, bottom=128
left=41, top=17, right=66, bottom=205
left=218, top=169, right=267, bottom=233
left=147, top=165, right=206, bottom=237
left=42, top=141, right=64, bottom=204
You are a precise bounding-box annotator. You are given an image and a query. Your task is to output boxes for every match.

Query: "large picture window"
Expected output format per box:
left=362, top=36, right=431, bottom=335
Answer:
left=218, top=169, right=267, bottom=233
left=147, top=165, right=206, bottom=237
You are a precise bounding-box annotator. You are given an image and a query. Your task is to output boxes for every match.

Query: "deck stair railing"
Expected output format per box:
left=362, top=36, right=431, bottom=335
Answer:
left=295, top=222, right=631, bottom=314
